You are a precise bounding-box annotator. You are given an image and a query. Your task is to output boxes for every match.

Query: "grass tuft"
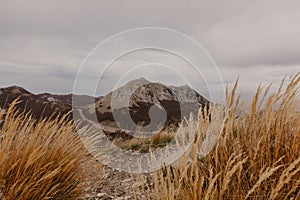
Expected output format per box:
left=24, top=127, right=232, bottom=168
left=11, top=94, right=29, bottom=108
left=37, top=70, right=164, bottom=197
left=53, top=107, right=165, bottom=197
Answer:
left=0, top=101, right=86, bottom=200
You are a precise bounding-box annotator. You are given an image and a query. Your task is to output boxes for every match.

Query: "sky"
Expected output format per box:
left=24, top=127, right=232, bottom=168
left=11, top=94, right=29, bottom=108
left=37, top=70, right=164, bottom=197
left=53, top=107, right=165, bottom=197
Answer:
left=0, top=0, right=299, bottom=100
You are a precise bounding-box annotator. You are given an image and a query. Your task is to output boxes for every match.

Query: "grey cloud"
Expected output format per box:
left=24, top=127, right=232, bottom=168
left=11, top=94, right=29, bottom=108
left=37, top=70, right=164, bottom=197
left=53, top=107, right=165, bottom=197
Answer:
left=0, top=0, right=299, bottom=97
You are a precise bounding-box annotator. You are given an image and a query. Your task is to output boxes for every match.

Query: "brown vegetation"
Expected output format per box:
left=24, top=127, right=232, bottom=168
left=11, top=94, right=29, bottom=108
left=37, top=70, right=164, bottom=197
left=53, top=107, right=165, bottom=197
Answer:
left=120, top=132, right=174, bottom=153
left=0, top=100, right=86, bottom=200
left=0, top=73, right=299, bottom=199
left=136, top=73, right=300, bottom=199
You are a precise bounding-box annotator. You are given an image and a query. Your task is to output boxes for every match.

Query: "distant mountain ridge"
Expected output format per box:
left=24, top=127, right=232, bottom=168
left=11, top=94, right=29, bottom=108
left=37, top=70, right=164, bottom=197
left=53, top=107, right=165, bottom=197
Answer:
left=1, top=79, right=210, bottom=136
left=0, top=85, right=100, bottom=121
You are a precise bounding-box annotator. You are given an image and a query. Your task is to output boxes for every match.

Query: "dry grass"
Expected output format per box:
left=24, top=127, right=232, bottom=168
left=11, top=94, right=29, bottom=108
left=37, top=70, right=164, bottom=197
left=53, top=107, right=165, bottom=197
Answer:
left=137, top=73, right=300, bottom=200
left=0, top=73, right=298, bottom=200
left=0, top=100, right=87, bottom=200
left=120, top=132, right=174, bottom=153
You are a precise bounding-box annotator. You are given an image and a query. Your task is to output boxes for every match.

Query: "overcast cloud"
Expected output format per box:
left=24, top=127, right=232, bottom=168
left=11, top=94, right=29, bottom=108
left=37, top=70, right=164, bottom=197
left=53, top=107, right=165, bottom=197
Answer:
left=0, top=0, right=299, bottom=99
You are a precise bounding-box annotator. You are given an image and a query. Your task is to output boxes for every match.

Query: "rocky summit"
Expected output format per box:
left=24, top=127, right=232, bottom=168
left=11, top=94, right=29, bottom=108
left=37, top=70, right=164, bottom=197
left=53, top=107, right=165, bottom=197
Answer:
left=81, top=78, right=210, bottom=137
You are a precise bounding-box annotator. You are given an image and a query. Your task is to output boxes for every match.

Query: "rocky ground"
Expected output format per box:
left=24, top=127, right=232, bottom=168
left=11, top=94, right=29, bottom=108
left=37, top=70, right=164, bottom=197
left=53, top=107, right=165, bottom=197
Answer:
left=79, top=156, right=153, bottom=200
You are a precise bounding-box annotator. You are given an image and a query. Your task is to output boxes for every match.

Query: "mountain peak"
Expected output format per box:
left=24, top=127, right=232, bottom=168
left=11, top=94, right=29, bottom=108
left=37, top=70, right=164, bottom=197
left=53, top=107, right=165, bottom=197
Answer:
left=126, top=77, right=150, bottom=84
left=96, top=78, right=209, bottom=111
left=1, top=85, right=31, bottom=95
left=137, top=77, right=148, bottom=82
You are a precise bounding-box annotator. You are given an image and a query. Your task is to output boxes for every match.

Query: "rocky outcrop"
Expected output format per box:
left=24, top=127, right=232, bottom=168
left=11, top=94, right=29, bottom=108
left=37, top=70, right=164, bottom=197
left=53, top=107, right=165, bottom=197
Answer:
left=82, top=78, right=210, bottom=136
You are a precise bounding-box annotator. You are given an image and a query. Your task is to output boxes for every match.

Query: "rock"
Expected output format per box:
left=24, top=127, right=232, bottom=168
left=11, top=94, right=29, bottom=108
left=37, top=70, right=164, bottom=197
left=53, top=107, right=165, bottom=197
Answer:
left=102, top=173, right=110, bottom=180
left=122, top=178, right=132, bottom=183
left=114, top=196, right=132, bottom=200
left=132, top=181, right=144, bottom=189
left=97, top=192, right=107, bottom=198
left=84, top=186, right=92, bottom=192
left=83, top=193, right=93, bottom=199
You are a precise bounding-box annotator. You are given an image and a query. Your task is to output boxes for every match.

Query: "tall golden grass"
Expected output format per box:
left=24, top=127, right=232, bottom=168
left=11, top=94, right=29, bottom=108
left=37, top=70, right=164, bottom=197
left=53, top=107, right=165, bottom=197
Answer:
left=137, top=73, right=300, bottom=199
left=0, top=100, right=86, bottom=200
left=0, top=73, right=298, bottom=200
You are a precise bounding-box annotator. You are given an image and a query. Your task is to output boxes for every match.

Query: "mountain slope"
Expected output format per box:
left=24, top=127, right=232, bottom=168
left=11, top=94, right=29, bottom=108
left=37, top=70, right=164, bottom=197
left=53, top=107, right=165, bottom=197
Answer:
left=0, top=85, right=98, bottom=121
left=82, top=78, right=210, bottom=136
